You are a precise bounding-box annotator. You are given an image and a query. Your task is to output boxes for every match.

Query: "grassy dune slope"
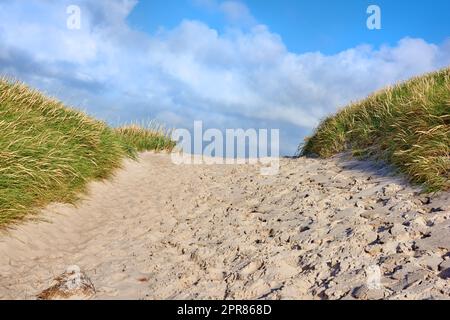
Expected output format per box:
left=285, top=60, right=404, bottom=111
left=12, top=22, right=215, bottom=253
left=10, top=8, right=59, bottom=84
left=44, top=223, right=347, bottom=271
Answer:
left=0, top=79, right=174, bottom=225
left=301, top=68, right=450, bottom=191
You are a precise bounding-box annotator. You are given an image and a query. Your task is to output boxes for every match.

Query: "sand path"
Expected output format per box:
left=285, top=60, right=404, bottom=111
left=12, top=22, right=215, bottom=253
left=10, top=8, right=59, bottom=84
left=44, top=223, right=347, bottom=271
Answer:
left=0, top=152, right=449, bottom=300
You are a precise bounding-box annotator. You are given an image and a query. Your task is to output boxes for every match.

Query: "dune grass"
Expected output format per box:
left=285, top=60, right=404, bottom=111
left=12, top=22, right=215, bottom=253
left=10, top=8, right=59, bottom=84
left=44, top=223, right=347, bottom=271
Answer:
left=301, top=67, right=450, bottom=192
left=115, top=123, right=176, bottom=153
left=0, top=78, right=174, bottom=226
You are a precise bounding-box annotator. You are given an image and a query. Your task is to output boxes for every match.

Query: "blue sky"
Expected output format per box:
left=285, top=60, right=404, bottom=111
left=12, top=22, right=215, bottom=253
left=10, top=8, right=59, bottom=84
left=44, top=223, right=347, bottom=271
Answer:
left=0, top=0, right=449, bottom=155
left=129, top=0, right=450, bottom=54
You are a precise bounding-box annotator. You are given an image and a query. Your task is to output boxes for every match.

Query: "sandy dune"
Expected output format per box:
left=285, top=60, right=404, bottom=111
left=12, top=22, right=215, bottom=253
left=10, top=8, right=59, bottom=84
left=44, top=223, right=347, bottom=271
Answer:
left=0, top=152, right=449, bottom=300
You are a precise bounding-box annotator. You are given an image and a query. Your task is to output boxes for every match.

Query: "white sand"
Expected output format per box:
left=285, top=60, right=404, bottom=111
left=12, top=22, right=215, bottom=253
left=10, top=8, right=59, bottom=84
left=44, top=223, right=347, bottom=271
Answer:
left=0, top=152, right=449, bottom=300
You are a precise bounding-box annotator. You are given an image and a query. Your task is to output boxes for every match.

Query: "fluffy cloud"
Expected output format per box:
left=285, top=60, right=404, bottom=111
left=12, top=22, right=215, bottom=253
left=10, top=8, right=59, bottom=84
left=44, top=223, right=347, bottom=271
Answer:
left=0, top=0, right=449, bottom=154
left=219, top=1, right=256, bottom=26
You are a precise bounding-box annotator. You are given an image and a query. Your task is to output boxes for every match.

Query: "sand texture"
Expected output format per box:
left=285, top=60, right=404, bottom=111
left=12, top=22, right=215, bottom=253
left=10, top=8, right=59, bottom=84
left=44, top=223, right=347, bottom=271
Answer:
left=0, top=152, right=449, bottom=300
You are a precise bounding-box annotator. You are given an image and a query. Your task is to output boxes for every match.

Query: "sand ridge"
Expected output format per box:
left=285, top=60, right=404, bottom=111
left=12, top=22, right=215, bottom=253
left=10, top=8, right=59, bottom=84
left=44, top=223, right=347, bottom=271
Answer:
left=0, top=152, right=449, bottom=299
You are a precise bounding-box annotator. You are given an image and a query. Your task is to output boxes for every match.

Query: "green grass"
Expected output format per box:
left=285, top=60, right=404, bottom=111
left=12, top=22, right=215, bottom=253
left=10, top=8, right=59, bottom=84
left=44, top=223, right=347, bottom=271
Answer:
left=0, top=78, right=174, bottom=225
left=300, top=67, right=450, bottom=192
left=114, top=122, right=176, bottom=153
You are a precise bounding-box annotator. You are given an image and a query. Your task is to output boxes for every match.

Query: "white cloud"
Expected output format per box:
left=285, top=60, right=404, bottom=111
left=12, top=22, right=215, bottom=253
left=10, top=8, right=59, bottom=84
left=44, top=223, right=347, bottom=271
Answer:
left=0, top=0, right=449, bottom=154
left=219, top=1, right=256, bottom=26
left=193, top=0, right=256, bottom=26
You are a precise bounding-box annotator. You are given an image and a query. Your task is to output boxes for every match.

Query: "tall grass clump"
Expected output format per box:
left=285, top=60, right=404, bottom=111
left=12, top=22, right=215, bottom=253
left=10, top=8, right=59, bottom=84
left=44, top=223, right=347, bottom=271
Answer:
left=0, top=78, right=174, bottom=225
left=115, top=122, right=175, bottom=153
left=301, top=67, right=450, bottom=192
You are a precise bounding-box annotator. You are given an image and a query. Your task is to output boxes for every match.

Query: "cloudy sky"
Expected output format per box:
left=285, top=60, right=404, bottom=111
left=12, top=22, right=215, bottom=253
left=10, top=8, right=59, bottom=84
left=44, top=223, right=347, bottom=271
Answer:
left=0, top=0, right=449, bottom=155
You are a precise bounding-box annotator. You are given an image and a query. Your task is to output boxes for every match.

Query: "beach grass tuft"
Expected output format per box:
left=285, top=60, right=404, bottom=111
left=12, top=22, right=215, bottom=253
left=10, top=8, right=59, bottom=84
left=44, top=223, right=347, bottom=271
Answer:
left=0, top=78, right=174, bottom=225
left=300, top=67, right=450, bottom=192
